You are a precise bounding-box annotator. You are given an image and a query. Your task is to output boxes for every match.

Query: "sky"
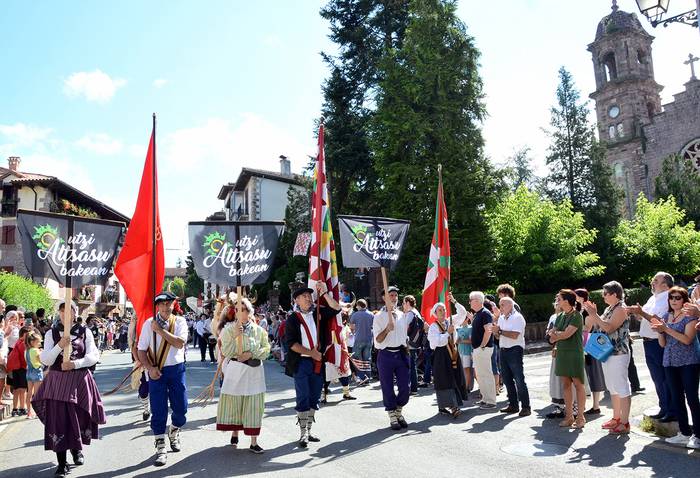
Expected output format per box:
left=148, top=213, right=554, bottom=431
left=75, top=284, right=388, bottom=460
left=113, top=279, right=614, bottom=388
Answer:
left=1, top=0, right=697, bottom=266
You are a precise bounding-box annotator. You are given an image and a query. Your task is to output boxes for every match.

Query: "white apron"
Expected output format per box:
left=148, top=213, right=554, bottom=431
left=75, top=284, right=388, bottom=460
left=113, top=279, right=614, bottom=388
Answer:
left=221, top=358, right=266, bottom=396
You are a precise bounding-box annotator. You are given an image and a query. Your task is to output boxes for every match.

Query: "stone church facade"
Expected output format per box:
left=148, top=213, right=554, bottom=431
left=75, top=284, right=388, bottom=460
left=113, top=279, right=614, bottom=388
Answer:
left=588, top=4, right=700, bottom=214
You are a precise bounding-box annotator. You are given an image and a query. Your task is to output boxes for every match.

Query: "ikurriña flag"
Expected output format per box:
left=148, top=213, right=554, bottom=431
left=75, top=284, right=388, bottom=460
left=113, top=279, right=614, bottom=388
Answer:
left=114, top=128, right=165, bottom=336
left=309, top=123, right=347, bottom=372
left=421, top=167, right=450, bottom=324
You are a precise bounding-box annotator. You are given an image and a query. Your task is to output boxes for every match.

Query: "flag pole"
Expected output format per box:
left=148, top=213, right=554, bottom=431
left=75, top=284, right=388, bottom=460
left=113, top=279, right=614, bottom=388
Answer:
left=152, top=113, right=157, bottom=323
left=63, top=219, right=75, bottom=363
left=314, top=119, right=324, bottom=373
left=438, top=164, right=451, bottom=319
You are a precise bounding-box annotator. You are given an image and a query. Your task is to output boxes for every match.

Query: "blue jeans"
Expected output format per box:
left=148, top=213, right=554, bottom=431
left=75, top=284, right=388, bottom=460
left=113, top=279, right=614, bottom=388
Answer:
left=149, top=363, right=188, bottom=436
left=353, top=342, right=372, bottom=380
left=644, top=339, right=676, bottom=417
left=409, top=349, right=419, bottom=392
left=423, top=347, right=433, bottom=384
left=294, top=358, right=324, bottom=412
left=664, top=364, right=700, bottom=437
left=500, top=346, right=530, bottom=409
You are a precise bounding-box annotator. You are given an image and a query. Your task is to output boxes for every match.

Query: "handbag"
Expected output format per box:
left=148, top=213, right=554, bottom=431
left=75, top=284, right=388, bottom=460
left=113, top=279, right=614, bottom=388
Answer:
left=584, top=332, right=614, bottom=362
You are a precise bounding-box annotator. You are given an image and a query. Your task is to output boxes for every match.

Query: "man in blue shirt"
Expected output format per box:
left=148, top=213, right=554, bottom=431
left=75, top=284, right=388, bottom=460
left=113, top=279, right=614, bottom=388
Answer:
left=350, top=299, right=373, bottom=385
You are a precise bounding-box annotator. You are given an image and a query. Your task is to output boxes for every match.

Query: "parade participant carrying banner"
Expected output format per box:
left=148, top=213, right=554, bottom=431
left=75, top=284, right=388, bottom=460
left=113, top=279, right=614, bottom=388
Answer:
left=421, top=164, right=451, bottom=324
left=187, top=221, right=284, bottom=287
left=337, top=215, right=410, bottom=271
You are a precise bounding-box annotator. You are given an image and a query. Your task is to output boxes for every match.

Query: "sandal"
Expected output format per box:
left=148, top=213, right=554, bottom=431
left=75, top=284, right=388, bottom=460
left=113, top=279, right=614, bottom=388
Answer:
left=573, top=416, right=586, bottom=429
left=609, top=422, right=630, bottom=435
left=602, top=418, right=620, bottom=430
left=451, top=408, right=461, bottom=419
left=559, top=417, right=575, bottom=427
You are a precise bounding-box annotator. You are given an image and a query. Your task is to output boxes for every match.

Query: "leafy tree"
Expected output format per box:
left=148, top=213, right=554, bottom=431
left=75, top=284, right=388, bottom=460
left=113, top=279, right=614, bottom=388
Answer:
left=0, top=272, right=54, bottom=313
left=613, top=194, right=700, bottom=285
left=163, top=277, right=186, bottom=297
left=183, top=253, right=203, bottom=298
left=503, top=146, right=536, bottom=192
left=370, top=0, right=498, bottom=291
left=655, top=154, right=700, bottom=226
left=486, top=187, right=604, bottom=293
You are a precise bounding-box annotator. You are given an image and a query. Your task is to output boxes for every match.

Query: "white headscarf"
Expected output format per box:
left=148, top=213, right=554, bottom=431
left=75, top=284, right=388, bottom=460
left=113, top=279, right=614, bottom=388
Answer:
left=431, top=302, right=446, bottom=318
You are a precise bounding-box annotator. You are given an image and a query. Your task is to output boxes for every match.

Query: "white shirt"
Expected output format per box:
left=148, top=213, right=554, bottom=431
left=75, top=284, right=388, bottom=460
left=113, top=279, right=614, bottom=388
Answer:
left=296, top=310, right=318, bottom=356
left=259, top=318, right=269, bottom=332
left=427, top=303, right=468, bottom=350
left=640, top=290, right=669, bottom=339
left=137, top=315, right=188, bottom=367
left=7, top=326, right=19, bottom=348
left=498, top=310, right=526, bottom=349
left=40, top=327, right=99, bottom=369
left=373, top=307, right=409, bottom=349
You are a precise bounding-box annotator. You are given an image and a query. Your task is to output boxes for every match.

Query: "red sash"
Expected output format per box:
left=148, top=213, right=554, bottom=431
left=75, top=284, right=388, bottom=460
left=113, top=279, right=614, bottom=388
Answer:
left=296, top=311, right=322, bottom=373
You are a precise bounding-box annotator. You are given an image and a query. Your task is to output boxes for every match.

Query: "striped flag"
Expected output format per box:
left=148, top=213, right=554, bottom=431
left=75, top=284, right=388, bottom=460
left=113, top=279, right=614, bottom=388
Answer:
left=309, top=123, right=347, bottom=372
left=421, top=167, right=450, bottom=324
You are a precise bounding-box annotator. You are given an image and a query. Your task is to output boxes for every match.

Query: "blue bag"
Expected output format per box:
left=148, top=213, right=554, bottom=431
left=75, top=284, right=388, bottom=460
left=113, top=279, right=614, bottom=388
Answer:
left=584, top=332, right=614, bottom=362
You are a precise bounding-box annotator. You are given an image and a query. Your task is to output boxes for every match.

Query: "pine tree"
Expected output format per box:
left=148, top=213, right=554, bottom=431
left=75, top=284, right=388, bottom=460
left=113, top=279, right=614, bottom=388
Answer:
left=184, top=253, right=203, bottom=298
left=504, top=146, right=535, bottom=191
left=371, top=0, right=497, bottom=290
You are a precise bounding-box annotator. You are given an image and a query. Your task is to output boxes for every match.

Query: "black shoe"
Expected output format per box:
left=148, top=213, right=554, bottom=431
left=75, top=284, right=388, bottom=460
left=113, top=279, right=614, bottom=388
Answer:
left=410, top=390, right=418, bottom=396
left=659, top=415, right=677, bottom=423
left=230, top=436, right=238, bottom=448
left=632, top=387, right=645, bottom=393
left=342, top=394, right=357, bottom=401
left=142, top=411, right=151, bottom=421
left=11, top=409, right=17, bottom=417
left=584, top=408, right=601, bottom=416
left=70, top=450, right=84, bottom=466
left=308, top=434, right=320, bottom=443
left=418, top=382, right=430, bottom=388
left=519, top=407, right=532, bottom=417
left=438, top=408, right=451, bottom=415
left=54, top=463, right=70, bottom=478
left=648, top=412, right=664, bottom=419
left=500, top=406, right=519, bottom=414
left=18, top=408, right=27, bottom=416
left=249, top=444, right=264, bottom=454
left=546, top=410, right=565, bottom=419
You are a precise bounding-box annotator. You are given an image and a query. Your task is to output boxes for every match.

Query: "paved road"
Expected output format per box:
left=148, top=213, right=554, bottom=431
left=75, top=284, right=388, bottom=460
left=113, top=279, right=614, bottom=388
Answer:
left=0, top=341, right=697, bottom=478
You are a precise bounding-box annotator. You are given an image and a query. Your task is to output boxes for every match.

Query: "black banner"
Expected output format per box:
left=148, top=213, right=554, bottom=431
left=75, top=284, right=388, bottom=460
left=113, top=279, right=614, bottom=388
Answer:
left=16, top=209, right=125, bottom=288
left=338, top=215, right=410, bottom=271
left=188, top=221, right=284, bottom=286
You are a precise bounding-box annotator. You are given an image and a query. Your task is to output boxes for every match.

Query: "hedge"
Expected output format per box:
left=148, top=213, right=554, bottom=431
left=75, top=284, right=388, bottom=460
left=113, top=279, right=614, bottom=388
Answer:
left=0, top=272, right=55, bottom=313
left=451, top=287, right=653, bottom=323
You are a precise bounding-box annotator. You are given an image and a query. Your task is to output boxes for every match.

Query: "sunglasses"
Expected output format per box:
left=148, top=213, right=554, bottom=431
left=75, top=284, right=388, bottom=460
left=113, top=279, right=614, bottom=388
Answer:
left=669, top=295, right=684, bottom=301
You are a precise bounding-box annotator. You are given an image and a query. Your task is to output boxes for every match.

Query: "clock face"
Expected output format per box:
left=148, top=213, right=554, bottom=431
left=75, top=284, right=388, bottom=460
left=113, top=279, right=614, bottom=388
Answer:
left=608, top=105, right=620, bottom=119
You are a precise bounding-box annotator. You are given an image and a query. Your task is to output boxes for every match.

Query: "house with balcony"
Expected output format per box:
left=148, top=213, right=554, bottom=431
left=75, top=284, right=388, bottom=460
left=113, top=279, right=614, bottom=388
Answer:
left=0, top=156, right=130, bottom=316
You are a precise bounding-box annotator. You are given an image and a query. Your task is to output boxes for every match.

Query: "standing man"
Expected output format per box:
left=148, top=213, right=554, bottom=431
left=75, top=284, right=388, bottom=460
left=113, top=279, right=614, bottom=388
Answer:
left=470, top=291, right=496, bottom=410
left=630, top=272, right=676, bottom=422
left=494, top=297, right=530, bottom=416
left=373, top=286, right=410, bottom=430
left=285, top=282, right=341, bottom=449
left=403, top=295, right=424, bottom=396
left=137, top=292, right=188, bottom=467
left=196, top=313, right=215, bottom=363
left=349, top=299, right=373, bottom=385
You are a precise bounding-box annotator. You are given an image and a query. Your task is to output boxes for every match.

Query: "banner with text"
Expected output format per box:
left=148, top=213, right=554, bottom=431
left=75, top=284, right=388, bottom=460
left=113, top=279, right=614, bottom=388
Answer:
left=188, top=221, right=284, bottom=286
left=17, top=209, right=125, bottom=288
left=337, top=215, right=410, bottom=271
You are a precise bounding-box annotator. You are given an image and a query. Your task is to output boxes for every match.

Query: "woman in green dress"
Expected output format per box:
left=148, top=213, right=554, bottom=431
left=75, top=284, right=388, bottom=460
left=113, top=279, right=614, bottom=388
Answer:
left=547, top=289, right=586, bottom=429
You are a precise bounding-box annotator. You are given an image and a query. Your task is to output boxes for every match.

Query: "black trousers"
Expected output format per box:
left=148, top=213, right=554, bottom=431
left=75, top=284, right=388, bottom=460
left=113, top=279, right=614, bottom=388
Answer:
left=199, top=334, right=215, bottom=361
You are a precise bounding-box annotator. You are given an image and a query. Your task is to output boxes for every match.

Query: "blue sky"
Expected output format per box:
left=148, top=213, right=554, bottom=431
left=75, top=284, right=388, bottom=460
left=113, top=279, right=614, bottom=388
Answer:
left=1, top=0, right=697, bottom=265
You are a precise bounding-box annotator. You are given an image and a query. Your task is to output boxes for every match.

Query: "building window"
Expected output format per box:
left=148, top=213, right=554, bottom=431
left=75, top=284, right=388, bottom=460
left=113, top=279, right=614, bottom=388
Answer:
left=681, top=138, right=700, bottom=172
left=616, top=123, right=624, bottom=138
left=609, top=125, right=616, bottom=139
left=602, top=52, right=618, bottom=82
left=1, top=225, right=15, bottom=245
left=637, top=50, right=648, bottom=65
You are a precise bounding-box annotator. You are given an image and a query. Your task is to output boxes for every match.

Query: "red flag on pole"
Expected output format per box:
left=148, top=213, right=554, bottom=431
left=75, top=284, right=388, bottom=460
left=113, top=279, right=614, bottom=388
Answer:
left=421, top=166, right=450, bottom=324
left=115, top=121, right=164, bottom=336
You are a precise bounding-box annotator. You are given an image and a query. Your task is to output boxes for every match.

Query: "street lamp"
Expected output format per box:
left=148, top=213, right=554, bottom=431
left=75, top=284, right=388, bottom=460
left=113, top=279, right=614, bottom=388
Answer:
left=635, top=0, right=699, bottom=29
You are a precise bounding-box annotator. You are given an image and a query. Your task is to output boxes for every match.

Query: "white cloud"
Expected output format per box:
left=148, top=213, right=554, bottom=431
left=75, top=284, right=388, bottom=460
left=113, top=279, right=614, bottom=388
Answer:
left=76, top=133, right=124, bottom=155
left=0, top=123, right=53, bottom=147
left=63, top=69, right=126, bottom=103
left=153, top=78, right=168, bottom=88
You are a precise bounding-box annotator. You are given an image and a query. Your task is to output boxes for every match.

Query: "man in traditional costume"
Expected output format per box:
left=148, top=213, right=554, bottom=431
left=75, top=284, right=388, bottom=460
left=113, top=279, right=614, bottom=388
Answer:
left=285, top=281, right=340, bottom=448
left=137, top=291, right=188, bottom=467
left=33, top=301, right=105, bottom=478
left=373, top=286, right=411, bottom=430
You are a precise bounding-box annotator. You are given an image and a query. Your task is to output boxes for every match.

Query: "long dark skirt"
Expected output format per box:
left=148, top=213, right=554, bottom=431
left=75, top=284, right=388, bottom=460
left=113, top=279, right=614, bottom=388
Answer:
left=432, top=346, right=468, bottom=409
left=32, top=369, right=106, bottom=452
left=584, top=354, right=607, bottom=393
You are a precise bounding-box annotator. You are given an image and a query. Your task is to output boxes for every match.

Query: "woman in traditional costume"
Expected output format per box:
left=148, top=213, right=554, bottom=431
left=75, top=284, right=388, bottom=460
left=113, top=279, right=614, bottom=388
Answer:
left=32, top=301, right=105, bottom=478
left=216, top=296, right=270, bottom=453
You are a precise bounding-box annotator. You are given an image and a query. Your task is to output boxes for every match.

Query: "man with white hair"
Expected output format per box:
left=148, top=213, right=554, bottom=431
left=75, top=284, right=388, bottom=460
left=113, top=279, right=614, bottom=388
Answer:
left=494, top=297, right=530, bottom=416
left=469, top=291, right=496, bottom=409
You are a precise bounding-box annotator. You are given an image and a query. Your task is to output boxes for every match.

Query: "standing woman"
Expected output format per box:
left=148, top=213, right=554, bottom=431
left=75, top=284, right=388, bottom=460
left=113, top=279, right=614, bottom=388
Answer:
left=216, top=296, right=270, bottom=454
left=583, top=281, right=631, bottom=434
left=32, top=301, right=105, bottom=478
left=427, top=293, right=468, bottom=418
left=548, top=289, right=586, bottom=429
left=577, top=288, right=606, bottom=417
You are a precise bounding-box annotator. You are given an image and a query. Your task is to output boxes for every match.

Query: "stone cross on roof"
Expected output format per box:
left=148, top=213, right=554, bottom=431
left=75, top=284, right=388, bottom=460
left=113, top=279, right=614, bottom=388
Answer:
left=685, top=53, right=699, bottom=80
left=612, top=0, right=619, bottom=12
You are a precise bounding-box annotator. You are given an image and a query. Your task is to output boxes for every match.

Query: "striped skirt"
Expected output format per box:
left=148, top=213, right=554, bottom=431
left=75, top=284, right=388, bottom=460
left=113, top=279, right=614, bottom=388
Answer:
left=216, top=392, right=265, bottom=436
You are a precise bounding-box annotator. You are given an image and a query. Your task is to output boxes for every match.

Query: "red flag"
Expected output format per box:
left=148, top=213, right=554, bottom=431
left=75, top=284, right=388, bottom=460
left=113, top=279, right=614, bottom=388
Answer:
left=114, top=128, right=164, bottom=336
left=421, top=167, right=450, bottom=324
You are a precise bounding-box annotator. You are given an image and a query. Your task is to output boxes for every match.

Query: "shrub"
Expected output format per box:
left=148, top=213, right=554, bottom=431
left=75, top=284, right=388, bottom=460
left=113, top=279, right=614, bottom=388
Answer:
left=0, top=272, right=54, bottom=313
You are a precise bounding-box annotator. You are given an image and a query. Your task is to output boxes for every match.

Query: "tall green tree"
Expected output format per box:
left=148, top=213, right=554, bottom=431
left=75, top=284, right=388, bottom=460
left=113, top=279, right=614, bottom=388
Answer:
left=487, top=187, right=604, bottom=293
left=613, top=194, right=700, bottom=285
left=370, top=0, right=497, bottom=290
left=503, top=146, right=536, bottom=192
left=320, top=0, right=410, bottom=215
left=183, top=253, right=203, bottom=298
left=655, top=154, right=700, bottom=226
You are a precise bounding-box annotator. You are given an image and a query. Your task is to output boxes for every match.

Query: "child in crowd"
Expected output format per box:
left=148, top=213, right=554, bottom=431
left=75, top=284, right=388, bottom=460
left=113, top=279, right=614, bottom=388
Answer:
left=6, top=326, right=30, bottom=416
left=457, top=317, right=474, bottom=393
left=25, top=330, right=44, bottom=419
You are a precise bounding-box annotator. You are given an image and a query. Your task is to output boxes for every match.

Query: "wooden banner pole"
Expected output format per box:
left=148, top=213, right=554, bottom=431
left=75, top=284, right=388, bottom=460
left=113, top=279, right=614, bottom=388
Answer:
left=63, top=286, right=72, bottom=363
